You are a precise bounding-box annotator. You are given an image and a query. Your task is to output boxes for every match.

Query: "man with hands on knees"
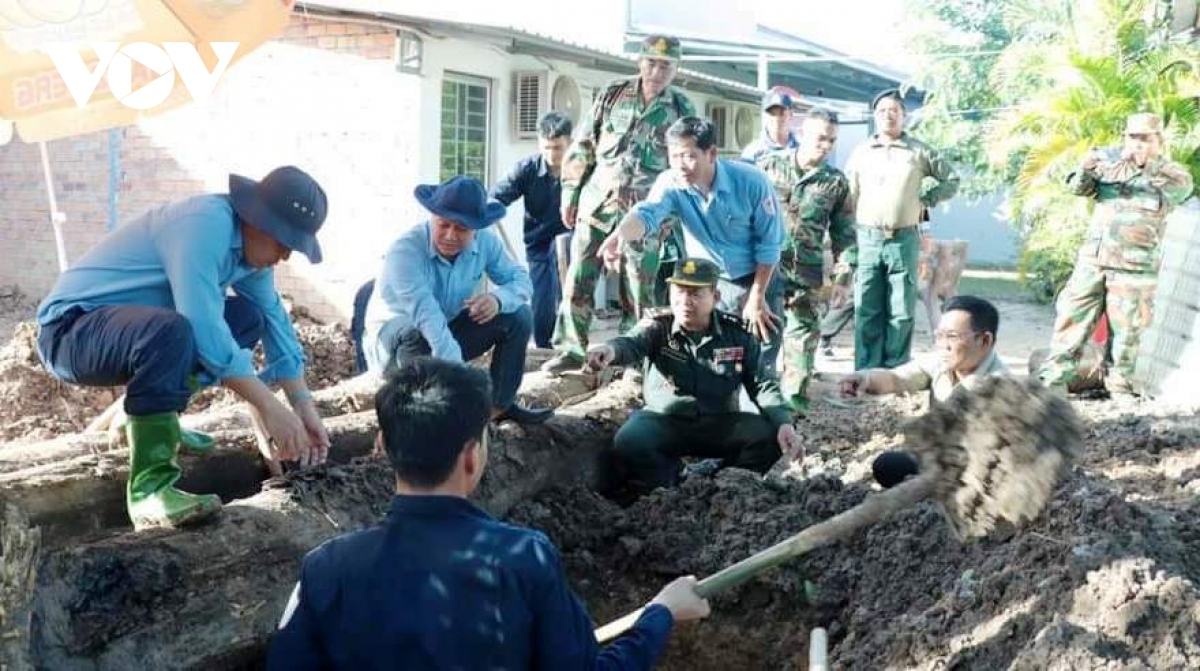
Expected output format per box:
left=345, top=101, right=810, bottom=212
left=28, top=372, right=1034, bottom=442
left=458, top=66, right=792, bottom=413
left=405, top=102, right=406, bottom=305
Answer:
left=596, top=117, right=787, bottom=375
left=268, top=358, right=710, bottom=670
left=839, top=295, right=1009, bottom=488
left=587, top=258, right=802, bottom=494
left=362, top=175, right=552, bottom=424
left=35, top=166, right=331, bottom=531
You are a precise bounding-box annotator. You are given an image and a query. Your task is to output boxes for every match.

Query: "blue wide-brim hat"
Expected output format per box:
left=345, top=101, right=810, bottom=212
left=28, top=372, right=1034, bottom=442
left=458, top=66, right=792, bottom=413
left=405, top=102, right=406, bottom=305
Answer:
left=230, top=166, right=328, bottom=263
left=414, top=175, right=506, bottom=230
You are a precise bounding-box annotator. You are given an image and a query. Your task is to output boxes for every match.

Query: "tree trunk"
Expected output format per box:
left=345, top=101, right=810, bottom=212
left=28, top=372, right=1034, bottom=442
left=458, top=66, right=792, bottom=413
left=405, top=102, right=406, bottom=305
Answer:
left=0, top=376, right=641, bottom=671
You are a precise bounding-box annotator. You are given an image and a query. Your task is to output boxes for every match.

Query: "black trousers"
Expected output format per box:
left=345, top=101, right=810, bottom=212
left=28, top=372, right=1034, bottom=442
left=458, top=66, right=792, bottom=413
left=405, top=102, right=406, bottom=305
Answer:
left=37, top=297, right=264, bottom=416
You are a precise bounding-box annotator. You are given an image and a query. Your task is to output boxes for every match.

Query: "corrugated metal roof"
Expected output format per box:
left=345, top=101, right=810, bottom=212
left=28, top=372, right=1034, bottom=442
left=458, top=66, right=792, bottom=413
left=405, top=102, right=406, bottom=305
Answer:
left=297, top=1, right=762, bottom=100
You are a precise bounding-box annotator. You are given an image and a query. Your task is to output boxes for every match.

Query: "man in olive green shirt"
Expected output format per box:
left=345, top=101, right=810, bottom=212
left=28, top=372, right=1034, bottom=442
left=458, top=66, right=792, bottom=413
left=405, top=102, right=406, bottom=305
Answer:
left=586, top=258, right=801, bottom=493
left=839, top=295, right=1009, bottom=488
left=845, top=89, right=959, bottom=370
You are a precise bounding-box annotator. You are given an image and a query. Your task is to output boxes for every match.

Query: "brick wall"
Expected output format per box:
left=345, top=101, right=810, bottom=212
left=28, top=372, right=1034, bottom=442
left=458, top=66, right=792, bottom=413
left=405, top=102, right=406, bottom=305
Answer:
left=0, top=13, right=411, bottom=325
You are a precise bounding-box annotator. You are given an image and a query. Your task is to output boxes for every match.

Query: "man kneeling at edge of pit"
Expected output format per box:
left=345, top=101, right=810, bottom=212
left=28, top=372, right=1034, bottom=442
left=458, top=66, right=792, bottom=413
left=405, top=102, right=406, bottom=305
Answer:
left=267, top=357, right=710, bottom=670
left=586, top=258, right=803, bottom=497
left=838, top=295, right=1010, bottom=488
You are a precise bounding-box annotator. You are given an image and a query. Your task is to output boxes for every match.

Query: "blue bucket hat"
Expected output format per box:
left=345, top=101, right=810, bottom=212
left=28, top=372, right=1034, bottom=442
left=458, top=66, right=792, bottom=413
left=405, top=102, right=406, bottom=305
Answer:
left=414, top=176, right=506, bottom=230
left=229, top=166, right=328, bottom=263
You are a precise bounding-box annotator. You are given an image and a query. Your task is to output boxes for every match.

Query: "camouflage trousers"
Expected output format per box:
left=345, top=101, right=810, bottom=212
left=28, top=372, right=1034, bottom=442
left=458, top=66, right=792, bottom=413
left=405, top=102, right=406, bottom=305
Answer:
left=1037, top=264, right=1156, bottom=393
left=781, top=278, right=824, bottom=412
left=552, top=221, right=661, bottom=357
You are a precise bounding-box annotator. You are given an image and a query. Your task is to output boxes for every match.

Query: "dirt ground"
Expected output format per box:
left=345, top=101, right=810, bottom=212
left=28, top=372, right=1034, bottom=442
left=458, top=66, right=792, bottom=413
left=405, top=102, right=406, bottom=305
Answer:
left=509, top=391, right=1200, bottom=670
left=5, top=278, right=1199, bottom=669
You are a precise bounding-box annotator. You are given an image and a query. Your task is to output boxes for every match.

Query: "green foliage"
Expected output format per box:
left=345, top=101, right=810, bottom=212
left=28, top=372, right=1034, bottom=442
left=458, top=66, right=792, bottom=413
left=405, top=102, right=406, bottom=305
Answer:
left=905, top=0, right=1200, bottom=301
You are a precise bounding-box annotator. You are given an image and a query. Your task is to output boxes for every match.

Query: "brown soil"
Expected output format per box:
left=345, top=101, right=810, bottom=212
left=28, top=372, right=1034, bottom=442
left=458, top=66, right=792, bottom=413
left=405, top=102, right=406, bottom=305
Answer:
left=508, top=394, right=1200, bottom=670
left=0, top=298, right=355, bottom=446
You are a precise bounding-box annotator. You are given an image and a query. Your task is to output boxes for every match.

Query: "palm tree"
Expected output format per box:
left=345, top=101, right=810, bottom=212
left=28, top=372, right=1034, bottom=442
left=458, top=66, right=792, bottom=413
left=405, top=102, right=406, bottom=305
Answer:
left=985, top=0, right=1200, bottom=298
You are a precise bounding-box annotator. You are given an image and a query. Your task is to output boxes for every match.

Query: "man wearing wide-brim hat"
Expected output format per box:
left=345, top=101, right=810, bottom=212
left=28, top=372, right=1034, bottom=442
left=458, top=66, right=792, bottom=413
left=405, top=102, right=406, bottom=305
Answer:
left=1037, top=112, right=1194, bottom=395
left=363, top=175, right=552, bottom=424
left=36, top=166, right=333, bottom=531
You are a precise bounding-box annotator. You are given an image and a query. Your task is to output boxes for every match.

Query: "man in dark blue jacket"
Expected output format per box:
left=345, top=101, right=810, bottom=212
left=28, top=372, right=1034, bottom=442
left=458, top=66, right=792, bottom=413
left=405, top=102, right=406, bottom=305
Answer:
left=492, top=111, right=574, bottom=348
left=268, top=357, right=709, bottom=670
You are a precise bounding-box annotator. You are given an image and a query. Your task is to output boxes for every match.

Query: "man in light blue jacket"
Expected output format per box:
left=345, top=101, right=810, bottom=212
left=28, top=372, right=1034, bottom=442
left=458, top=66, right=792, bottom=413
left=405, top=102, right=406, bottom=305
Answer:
left=37, top=166, right=332, bottom=531
left=363, top=176, right=552, bottom=424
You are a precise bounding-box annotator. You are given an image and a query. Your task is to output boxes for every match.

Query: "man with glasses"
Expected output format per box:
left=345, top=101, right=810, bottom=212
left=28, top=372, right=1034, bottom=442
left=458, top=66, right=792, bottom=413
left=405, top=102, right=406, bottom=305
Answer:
left=838, top=296, right=1008, bottom=487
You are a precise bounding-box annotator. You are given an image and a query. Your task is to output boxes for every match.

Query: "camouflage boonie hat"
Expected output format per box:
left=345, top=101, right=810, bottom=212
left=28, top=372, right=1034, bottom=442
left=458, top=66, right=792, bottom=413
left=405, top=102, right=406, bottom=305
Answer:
left=639, top=35, right=682, bottom=61
left=667, top=257, right=720, bottom=287
left=1125, top=113, right=1163, bottom=135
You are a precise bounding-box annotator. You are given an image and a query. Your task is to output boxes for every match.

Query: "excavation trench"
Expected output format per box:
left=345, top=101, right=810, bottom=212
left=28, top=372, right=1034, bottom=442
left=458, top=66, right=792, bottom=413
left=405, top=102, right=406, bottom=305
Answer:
left=3, top=379, right=1200, bottom=670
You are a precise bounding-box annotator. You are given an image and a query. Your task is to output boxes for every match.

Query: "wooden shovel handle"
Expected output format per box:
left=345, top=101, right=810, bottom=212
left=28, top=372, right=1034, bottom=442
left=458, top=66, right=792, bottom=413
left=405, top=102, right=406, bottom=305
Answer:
left=594, top=475, right=933, bottom=643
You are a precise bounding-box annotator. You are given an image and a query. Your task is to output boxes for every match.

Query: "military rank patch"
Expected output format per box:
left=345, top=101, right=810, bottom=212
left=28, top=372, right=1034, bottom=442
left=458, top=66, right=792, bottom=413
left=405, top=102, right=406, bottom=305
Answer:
left=712, top=347, right=745, bottom=362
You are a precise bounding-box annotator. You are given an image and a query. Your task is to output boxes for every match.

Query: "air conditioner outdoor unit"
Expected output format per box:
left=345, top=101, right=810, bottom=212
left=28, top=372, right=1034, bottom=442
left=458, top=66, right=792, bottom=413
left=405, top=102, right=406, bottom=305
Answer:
left=512, top=70, right=549, bottom=140
left=551, top=74, right=584, bottom=126
left=707, top=102, right=760, bottom=153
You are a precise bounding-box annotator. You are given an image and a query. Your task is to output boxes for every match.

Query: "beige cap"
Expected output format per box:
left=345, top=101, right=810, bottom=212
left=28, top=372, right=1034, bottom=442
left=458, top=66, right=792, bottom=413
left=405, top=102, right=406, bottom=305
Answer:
left=1125, top=112, right=1163, bottom=135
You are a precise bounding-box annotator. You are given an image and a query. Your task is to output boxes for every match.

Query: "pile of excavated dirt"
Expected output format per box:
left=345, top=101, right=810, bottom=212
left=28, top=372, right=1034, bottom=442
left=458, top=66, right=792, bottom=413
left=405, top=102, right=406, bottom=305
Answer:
left=508, top=394, right=1200, bottom=670
left=0, top=300, right=357, bottom=446
left=0, top=321, right=120, bottom=443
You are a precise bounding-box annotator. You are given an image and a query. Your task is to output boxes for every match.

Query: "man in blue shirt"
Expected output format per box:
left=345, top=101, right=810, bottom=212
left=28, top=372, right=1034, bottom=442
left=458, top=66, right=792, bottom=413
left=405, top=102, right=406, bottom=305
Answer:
left=492, top=111, right=574, bottom=348
left=36, top=166, right=332, bottom=531
left=268, top=357, right=710, bottom=670
left=740, top=88, right=799, bottom=164
left=598, top=117, right=787, bottom=373
left=363, top=176, right=552, bottom=424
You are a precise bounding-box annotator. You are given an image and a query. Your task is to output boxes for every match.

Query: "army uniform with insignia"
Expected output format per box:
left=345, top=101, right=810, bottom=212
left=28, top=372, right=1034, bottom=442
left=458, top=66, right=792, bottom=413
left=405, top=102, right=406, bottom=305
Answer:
left=552, top=35, right=697, bottom=365
left=1038, top=113, right=1194, bottom=393
left=604, top=259, right=793, bottom=490
left=756, top=148, right=856, bottom=409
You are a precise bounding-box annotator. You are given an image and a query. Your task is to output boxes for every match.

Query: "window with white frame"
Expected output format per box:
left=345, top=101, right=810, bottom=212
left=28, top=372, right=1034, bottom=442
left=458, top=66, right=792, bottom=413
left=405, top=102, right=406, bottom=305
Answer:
left=440, top=73, right=491, bottom=183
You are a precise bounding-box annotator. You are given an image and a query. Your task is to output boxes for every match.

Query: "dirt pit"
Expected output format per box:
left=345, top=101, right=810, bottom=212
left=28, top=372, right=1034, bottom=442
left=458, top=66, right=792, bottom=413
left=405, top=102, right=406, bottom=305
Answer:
left=508, top=394, right=1200, bottom=670
left=0, top=299, right=356, bottom=445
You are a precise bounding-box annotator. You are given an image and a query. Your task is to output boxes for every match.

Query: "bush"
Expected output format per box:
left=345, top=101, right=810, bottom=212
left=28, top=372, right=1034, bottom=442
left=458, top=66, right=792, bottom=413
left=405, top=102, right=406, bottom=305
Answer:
left=1017, top=219, right=1086, bottom=304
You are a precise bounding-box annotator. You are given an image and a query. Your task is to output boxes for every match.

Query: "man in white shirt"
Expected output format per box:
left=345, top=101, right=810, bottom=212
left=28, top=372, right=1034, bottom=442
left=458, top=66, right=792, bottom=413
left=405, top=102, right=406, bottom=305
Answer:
left=839, top=295, right=1009, bottom=486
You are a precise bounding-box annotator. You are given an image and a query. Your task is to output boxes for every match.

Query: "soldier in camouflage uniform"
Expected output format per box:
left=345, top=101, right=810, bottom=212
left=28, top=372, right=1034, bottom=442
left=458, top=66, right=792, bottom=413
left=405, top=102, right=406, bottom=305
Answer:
left=757, top=108, right=856, bottom=410
left=543, top=35, right=697, bottom=373
left=1037, top=113, right=1194, bottom=394
left=586, top=258, right=801, bottom=494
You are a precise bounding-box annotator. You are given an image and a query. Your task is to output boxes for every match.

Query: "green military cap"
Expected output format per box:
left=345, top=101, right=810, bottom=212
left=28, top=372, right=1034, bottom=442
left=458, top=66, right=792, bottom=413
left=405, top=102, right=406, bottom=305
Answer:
left=639, top=34, right=682, bottom=61
left=1125, top=112, right=1163, bottom=135
left=666, top=257, right=720, bottom=287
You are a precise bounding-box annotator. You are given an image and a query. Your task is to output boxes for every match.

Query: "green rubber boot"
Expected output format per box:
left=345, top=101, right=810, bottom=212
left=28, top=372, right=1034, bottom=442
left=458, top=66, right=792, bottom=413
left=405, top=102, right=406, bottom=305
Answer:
left=179, top=428, right=217, bottom=454
left=126, top=412, right=222, bottom=531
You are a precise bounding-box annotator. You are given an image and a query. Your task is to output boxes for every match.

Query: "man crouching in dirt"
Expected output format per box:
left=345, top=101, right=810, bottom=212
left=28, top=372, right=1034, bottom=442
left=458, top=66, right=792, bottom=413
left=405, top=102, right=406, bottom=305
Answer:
left=362, top=176, right=553, bottom=425
left=35, top=166, right=331, bottom=531
left=586, top=258, right=802, bottom=495
left=838, top=295, right=1009, bottom=487
left=268, top=357, right=710, bottom=669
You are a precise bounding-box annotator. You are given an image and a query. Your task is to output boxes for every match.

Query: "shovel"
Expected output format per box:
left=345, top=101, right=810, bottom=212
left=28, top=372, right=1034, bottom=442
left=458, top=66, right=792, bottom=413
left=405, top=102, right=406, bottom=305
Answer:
left=595, top=377, right=1081, bottom=643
